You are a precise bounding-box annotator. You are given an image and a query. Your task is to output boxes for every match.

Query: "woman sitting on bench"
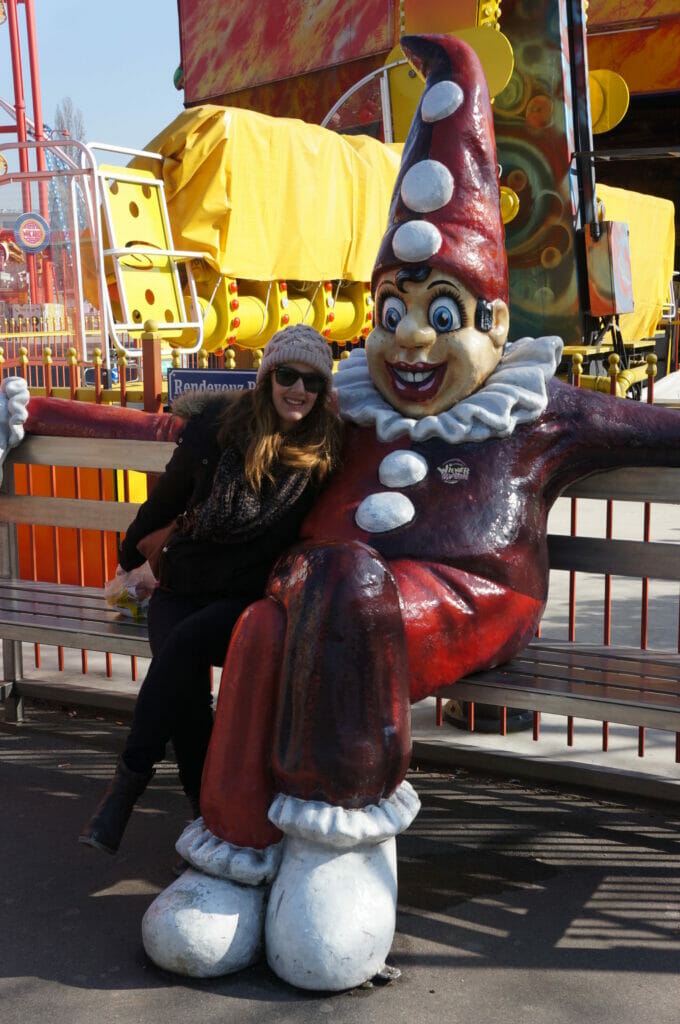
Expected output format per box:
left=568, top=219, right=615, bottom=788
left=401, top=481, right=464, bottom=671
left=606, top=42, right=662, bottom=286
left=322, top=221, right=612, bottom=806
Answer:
left=79, top=325, right=342, bottom=858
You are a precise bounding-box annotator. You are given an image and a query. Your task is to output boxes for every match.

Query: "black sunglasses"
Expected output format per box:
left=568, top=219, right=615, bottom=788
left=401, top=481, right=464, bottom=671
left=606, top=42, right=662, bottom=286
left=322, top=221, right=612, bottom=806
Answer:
left=273, top=365, right=326, bottom=394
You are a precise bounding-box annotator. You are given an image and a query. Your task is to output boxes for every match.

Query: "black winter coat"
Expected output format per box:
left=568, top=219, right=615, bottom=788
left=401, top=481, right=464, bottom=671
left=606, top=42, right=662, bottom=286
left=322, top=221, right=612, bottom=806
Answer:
left=118, top=396, right=317, bottom=601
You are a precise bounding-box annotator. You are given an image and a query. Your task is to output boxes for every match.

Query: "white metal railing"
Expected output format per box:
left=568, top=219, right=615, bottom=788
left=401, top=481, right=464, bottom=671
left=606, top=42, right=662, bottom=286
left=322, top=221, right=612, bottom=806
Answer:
left=82, top=142, right=205, bottom=359
left=321, top=58, right=409, bottom=144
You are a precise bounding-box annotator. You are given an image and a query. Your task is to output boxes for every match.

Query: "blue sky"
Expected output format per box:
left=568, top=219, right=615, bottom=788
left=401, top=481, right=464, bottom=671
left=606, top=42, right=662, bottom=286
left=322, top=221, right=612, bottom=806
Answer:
left=1, top=1, right=184, bottom=149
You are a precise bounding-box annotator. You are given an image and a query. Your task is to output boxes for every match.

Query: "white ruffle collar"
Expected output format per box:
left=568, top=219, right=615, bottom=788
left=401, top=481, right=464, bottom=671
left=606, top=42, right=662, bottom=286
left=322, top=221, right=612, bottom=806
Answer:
left=335, top=335, right=563, bottom=444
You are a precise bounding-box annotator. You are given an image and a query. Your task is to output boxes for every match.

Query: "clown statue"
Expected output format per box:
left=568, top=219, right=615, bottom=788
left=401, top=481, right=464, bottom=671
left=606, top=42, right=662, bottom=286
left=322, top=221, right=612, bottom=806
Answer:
left=136, top=33, right=680, bottom=989
left=17, top=34, right=680, bottom=990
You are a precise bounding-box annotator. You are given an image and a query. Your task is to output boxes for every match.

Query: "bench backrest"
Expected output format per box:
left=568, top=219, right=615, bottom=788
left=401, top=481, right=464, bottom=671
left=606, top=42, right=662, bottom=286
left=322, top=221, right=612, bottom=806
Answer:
left=0, top=435, right=176, bottom=533
left=551, top=467, right=680, bottom=581
left=0, top=439, right=678, bottom=582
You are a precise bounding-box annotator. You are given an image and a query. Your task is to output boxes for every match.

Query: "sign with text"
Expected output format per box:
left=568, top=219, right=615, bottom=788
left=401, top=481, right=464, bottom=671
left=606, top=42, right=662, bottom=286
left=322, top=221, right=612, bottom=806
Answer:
left=167, top=368, right=257, bottom=403
left=13, top=212, right=51, bottom=254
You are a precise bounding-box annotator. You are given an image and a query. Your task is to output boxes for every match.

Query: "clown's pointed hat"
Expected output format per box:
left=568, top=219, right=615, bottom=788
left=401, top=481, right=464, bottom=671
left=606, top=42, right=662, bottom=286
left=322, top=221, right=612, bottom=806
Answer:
left=372, top=34, right=508, bottom=305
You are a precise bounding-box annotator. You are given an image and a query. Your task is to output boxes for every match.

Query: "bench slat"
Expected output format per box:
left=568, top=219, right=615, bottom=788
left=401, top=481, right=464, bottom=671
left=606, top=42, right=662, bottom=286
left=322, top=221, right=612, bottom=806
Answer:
left=476, top=656, right=680, bottom=698
left=454, top=667, right=680, bottom=707
left=563, top=467, right=680, bottom=503
left=547, top=534, right=680, bottom=579
left=10, top=435, right=176, bottom=472
left=0, top=595, right=143, bottom=631
left=0, top=581, right=109, bottom=603
left=0, top=609, right=149, bottom=655
left=441, top=672, right=680, bottom=731
left=519, top=642, right=680, bottom=681
left=0, top=580, right=124, bottom=613
left=0, top=495, right=140, bottom=531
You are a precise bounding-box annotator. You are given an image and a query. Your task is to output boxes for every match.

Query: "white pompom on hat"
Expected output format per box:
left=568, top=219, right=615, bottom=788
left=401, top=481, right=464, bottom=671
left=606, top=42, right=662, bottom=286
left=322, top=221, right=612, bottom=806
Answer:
left=256, top=325, right=334, bottom=386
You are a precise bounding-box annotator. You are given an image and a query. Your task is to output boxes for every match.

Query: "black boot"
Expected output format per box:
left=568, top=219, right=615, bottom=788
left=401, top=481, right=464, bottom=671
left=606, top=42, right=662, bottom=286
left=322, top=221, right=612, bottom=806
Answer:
left=79, top=758, right=155, bottom=854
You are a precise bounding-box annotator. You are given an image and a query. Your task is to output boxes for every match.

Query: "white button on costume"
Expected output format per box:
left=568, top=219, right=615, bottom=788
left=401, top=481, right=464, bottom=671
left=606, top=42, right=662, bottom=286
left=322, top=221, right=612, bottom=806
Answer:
left=400, top=160, right=454, bottom=213
left=355, top=492, right=416, bottom=533
left=392, top=219, right=442, bottom=263
left=355, top=452, right=428, bottom=534
left=421, top=79, right=464, bottom=122
left=378, top=450, right=428, bottom=487
left=391, top=77, right=465, bottom=265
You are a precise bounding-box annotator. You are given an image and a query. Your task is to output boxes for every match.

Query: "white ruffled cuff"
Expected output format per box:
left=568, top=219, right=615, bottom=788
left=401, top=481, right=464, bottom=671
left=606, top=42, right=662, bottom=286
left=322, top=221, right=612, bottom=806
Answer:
left=0, top=376, right=29, bottom=486
left=175, top=817, right=282, bottom=886
left=267, top=779, right=421, bottom=849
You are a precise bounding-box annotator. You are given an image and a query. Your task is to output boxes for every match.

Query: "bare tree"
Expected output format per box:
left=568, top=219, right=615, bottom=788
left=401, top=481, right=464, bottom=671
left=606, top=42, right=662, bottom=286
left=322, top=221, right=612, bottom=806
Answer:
left=54, top=97, right=86, bottom=141
left=49, top=98, right=87, bottom=301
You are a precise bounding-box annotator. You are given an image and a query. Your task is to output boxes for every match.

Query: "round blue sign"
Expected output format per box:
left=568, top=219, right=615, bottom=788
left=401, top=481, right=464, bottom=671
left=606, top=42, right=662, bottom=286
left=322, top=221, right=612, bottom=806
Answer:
left=14, top=212, right=51, bottom=254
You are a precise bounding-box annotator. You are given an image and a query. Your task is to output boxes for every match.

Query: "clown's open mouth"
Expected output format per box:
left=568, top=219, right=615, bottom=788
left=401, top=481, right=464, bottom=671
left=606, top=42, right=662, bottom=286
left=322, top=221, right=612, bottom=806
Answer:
left=386, top=361, right=447, bottom=403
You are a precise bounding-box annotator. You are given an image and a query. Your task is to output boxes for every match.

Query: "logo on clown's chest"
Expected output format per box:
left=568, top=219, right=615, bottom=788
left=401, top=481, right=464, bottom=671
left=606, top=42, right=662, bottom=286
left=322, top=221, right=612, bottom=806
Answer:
left=437, top=459, right=470, bottom=485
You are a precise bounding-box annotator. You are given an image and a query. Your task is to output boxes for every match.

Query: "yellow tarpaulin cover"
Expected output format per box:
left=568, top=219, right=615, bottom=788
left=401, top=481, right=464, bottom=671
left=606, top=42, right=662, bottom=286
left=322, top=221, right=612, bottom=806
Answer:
left=596, top=183, right=675, bottom=343
left=143, top=105, right=403, bottom=284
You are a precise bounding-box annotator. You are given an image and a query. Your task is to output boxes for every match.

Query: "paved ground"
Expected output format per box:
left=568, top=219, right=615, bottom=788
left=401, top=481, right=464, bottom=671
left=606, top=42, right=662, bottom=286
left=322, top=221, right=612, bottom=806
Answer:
left=2, top=704, right=680, bottom=1024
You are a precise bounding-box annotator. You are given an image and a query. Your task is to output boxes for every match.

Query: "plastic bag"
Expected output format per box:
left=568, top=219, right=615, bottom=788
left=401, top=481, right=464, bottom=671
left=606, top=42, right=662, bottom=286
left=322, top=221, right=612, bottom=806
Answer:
left=104, top=563, right=157, bottom=619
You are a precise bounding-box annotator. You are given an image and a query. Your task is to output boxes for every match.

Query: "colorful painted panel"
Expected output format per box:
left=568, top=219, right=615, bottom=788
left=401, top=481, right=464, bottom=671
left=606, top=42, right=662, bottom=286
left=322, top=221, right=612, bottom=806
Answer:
left=493, top=0, right=584, bottom=345
left=587, top=1, right=680, bottom=95
left=584, top=221, right=634, bottom=315
left=178, top=0, right=395, bottom=104
left=212, top=57, right=387, bottom=128
left=588, top=0, right=677, bottom=21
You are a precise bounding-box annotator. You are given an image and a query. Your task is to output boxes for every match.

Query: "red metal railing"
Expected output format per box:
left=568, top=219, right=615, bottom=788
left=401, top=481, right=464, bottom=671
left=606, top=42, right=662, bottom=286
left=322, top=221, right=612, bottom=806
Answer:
left=435, top=352, right=679, bottom=759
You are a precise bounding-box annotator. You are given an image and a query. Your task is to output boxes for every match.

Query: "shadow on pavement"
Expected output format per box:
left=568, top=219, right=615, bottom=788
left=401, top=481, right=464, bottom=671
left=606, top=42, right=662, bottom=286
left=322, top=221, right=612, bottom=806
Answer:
left=2, top=705, right=680, bottom=1024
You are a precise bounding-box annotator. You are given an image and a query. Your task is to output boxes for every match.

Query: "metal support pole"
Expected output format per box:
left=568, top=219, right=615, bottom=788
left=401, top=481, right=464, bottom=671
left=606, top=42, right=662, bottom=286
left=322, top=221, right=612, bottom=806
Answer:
left=23, top=0, right=54, bottom=301
left=142, top=320, right=163, bottom=413
left=6, top=0, right=41, bottom=305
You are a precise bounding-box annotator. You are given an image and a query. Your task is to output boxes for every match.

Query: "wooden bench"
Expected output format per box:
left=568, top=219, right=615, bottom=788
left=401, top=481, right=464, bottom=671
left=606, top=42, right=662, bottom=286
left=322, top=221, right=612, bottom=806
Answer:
left=2, top=431, right=680, bottom=772
left=0, top=432, right=175, bottom=722
left=436, top=465, right=680, bottom=760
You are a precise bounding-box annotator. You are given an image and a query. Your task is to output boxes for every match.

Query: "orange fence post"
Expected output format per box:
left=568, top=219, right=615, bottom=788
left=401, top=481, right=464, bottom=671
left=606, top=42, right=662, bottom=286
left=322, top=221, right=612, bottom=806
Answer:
left=603, top=353, right=619, bottom=646
left=641, top=354, right=658, bottom=650
left=568, top=353, right=583, bottom=643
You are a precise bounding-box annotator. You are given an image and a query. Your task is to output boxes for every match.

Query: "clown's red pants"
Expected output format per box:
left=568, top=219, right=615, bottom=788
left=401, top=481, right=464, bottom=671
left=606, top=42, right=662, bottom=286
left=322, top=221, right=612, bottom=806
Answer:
left=200, top=541, right=542, bottom=850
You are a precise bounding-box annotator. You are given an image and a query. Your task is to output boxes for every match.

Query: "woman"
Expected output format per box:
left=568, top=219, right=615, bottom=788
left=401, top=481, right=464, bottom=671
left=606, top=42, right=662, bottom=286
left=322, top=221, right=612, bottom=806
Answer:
left=79, top=325, right=342, bottom=856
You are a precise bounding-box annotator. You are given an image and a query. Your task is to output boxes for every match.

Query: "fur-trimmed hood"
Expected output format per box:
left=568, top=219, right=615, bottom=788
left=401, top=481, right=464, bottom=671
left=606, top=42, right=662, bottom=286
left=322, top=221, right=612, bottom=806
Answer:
left=171, top=389, right=239, bottom=421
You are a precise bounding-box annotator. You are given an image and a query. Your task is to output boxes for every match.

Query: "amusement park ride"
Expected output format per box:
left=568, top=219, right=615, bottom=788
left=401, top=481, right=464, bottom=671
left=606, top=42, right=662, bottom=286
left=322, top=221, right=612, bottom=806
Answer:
left=0, top=0, right=678, bottom=398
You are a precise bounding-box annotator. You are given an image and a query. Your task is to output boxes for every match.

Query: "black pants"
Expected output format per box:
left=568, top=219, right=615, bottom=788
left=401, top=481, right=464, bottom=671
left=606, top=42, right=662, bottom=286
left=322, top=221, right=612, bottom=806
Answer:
left=122, top=587, right=250, bottom=795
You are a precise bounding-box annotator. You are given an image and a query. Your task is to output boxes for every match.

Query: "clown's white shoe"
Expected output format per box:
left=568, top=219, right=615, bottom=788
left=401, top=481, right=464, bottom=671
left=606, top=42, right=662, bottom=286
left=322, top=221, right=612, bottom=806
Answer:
left=142, top=867, right=264, bottom=977
left=141, top=817, right=281, bottom=977
left=265, top=781, right=420, bottom=991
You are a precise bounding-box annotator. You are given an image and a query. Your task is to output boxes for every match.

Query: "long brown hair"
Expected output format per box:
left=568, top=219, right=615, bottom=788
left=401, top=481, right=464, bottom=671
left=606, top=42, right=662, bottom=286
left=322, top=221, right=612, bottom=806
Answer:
left=217, top=374, right=343, bottom=492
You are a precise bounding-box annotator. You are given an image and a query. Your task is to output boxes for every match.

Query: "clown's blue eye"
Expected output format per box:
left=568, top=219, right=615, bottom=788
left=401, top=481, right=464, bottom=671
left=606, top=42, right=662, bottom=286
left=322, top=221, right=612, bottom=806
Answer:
left=428, top=296, right=462, bottom=333
left=381, top=296, right=406, bottom=333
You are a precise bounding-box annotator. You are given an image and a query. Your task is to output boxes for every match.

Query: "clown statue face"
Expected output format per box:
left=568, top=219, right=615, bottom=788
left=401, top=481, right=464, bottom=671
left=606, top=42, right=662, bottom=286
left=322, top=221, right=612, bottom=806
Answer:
left=368, top=266, right=509, bottom=417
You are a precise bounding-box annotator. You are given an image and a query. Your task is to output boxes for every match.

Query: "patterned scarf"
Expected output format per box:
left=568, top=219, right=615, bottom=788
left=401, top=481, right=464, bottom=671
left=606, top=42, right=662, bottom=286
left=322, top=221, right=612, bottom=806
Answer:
left=186, top=444, right=312, bottom=544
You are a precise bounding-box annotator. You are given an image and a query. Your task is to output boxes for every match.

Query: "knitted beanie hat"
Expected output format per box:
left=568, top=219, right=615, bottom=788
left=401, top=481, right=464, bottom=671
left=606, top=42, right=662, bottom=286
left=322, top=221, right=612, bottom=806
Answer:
left=257, top=325, right=334, bottom=386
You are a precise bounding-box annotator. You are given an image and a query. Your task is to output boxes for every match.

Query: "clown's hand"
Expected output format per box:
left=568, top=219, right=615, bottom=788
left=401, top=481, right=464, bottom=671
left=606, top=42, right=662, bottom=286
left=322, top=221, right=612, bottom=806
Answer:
left=0, top=376, right=29, bottom=486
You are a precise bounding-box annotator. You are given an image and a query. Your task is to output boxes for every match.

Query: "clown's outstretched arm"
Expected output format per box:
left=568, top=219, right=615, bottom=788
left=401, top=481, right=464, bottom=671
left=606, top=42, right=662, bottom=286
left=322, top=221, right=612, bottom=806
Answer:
left=544, top=381, right=680, bottom=503
left=25, top=394, right=182, bottom=442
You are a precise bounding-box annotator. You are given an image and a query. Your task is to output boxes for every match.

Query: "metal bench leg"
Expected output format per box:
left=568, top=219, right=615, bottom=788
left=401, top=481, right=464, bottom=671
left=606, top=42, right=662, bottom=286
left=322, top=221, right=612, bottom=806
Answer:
left=3, top=638, right=24, bottom=723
